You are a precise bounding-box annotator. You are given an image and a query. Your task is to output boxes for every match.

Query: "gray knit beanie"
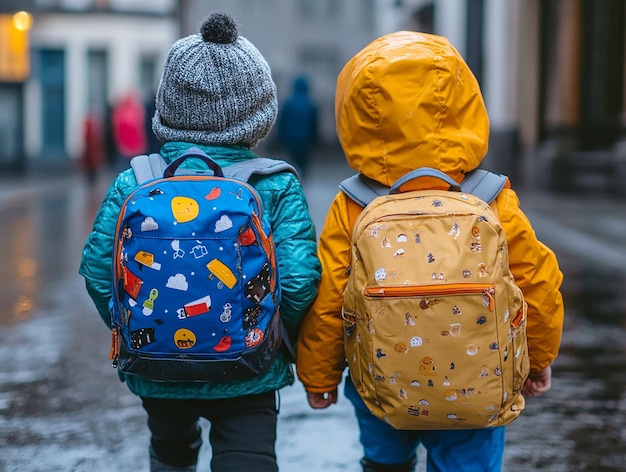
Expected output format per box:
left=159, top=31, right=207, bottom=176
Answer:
left=152, top=13, right=278, bottom=148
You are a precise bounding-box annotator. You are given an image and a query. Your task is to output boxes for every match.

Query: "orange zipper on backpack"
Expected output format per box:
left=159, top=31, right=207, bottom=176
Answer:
left=365, top=283, right=495, bottom=311
left=251, top=210, right=277, bottom=292
left=112, top=175, right=268, bottom=292
left=109, top=326, right=120, bottom=367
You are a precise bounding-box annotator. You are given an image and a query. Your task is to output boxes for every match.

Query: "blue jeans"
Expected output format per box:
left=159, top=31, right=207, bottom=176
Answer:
left=344, top=376, right=506, bottom=471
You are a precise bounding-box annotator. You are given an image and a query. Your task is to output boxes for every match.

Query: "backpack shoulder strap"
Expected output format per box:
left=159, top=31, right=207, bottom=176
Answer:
left=340, top=169, right=508, bottom=206
left=460, top=168, right=508, bottom=204
left=131, top=154, right=298, bottom=185
left=223, top=157, right=298, bottom=182
left=339, top=174, right=389, bottom=207
left=130, top=153, right=168, bottom=184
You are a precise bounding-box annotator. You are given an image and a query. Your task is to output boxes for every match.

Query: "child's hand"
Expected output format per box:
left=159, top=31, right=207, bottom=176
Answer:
left=307, top=389, right=338, bottom=409
left=521, top=366, right=552, bottom=397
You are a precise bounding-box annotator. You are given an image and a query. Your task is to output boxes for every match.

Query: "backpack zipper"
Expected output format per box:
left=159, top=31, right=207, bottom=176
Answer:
left=251, top=211, right=277, bottom=292
left=111, top=175, right=275, bottom=344
left=365, top=283, right=495, bottom=311
left=167, top=174, right=266, bottom=220
left=112, top=175, right=268, bottom=298
left=109, top=326, right=120, bottom=368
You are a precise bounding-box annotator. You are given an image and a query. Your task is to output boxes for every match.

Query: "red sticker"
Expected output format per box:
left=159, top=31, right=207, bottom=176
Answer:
left=123, top=267, right=142, bottom=299
left=205, top=187, right=221, bottom=200
left=213, top=336, right=232, bottom=352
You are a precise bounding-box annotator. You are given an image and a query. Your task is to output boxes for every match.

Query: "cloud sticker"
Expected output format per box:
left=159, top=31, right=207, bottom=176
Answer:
left=214, top=215, right=233, bottom=233
left=141, top=217, right=159, bottom=232
left=166, top=273, right=189, bottom=291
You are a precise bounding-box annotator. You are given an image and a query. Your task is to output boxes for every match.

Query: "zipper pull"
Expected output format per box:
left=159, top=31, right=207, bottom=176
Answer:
left=251, top=211, right=278, bottom=292
left=109, top=327, right=120, bottom=368
left=116, top=226, right=132, bottom=276
left=512, top=307, right=525, bottom=327
left=484, top=288, right=495, bottom=311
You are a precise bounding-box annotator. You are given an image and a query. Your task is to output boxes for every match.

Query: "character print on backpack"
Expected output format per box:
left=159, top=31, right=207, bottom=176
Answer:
left=341, top=167, right=530, bottom=430
left=110, top=148, right=287, bottom=382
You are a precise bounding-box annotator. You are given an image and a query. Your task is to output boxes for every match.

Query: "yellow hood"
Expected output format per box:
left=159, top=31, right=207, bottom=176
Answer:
left=335, top=31, right=489, bottom=186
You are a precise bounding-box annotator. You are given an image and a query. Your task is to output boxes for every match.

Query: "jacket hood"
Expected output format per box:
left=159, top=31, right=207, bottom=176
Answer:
left=335, top=31, right=489, bottom=186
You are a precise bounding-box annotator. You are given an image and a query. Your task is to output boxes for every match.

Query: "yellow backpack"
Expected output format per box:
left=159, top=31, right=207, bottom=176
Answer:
left=340, top=168, right=529, bottom=430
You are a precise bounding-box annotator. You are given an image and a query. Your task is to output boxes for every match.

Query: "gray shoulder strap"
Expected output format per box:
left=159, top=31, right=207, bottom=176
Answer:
left=130, top=153, right=168, bottom=184
left=339, top=174, right=389, bottom=207
left=131, top=154, right=297, bottom=185
left=340, top=168, right=507, bottom=206
left=223, top=158, right=298, bottom=182
left=460, top=168, right=508, bottom=204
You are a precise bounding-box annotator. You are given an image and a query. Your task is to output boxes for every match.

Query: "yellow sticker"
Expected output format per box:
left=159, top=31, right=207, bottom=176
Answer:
left=174, top=328, right=196, bottom=349
left=207, top=259, right=237, bottom=289
left=171, top=196, right=199, bottom=223
left=134, top=250, right=155, bottom=266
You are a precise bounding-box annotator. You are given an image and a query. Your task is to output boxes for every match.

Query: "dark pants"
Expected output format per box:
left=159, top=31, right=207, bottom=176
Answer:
left=141, top=392, right=278, bottom=471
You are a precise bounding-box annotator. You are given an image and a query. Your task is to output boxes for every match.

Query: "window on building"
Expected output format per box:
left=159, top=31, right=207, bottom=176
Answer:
left=360, top=0, right=375, bottom=29
left=297, top=0, right=341, bottom=19
left=465, top=0, right=483, bottom=85
left=298, top=45, right=340, bottom=77
left=139, top=54, right=158, bottom=101
left=0, top=85, right=23, bottom=167
left=236, top=0, right=263, bottom=12
left=38, top=48, right=66, bottom=158
left=326, top=0, right=341, bottom=17
left=86, top=49, right=108, bottom=114
left=297, top=0, right=315, bottom=17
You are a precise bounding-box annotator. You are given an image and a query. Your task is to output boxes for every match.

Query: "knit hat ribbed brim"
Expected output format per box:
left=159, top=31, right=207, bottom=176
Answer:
left=152, top=13, right=278, bottom=148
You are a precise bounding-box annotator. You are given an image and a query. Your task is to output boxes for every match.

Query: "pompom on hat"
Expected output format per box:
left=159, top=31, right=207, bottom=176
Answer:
left=152, top=12, right=278, bottom=148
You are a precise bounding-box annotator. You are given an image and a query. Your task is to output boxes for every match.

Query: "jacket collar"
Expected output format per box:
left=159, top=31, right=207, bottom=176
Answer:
left=159, top=141, right=258, bottom=166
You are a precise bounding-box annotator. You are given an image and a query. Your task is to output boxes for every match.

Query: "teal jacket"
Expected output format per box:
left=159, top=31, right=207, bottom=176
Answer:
left=79, top=141, right=321, bottom=399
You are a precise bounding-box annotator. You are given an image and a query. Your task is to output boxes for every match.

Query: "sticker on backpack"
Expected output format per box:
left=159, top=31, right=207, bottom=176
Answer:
left=341, top=167, right=530, bottom=430
left=110, top=148, right=295, bottom=382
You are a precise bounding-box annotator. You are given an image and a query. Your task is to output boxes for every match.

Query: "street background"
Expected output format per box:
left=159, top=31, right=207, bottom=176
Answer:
left=1, top=0, right=625, bottom=470
left=1, top=147, right=625, bottom=471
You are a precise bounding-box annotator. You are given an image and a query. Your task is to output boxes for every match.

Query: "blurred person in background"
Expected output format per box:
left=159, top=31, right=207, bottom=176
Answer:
left=80, top=12, right=320, bottom=472
left=111, top=91, right=148, bottom=171
left=278, top=75, right=319, bottom=178
left=79, top=110, right=105, bottom=185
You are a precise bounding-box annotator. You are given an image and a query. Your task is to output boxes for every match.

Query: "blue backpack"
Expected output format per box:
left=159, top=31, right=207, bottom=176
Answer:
left=109, top=147, right=296, bottom=382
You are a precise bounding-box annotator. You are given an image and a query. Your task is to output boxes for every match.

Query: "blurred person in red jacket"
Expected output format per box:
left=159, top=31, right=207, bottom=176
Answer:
left=111, top=92, right=148, bottom=170
left=79, top=110, right=105, bottom=185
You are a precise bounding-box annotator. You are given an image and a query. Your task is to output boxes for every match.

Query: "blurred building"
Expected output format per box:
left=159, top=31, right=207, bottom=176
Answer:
left=0, top=0, right=179, bottom=173
left=3, top=0, right=624, bottom=195
left=180, top=0, right=378, bottom=152
left=182, top=0, right=625, bottom=194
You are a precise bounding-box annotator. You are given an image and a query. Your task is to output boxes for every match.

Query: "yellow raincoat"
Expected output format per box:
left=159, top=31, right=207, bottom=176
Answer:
left=296, top=32, right=564, bottom=396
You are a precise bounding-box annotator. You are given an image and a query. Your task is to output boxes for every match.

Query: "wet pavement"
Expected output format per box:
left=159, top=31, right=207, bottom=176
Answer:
left=0, top=152, right=625, bottom=471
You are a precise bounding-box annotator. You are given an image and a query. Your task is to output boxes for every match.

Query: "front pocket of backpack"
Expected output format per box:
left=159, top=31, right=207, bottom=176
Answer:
left=364, top=283, right=496, bottom=303
left=362, top=282, right=506, bottom=428
left=363, top=282, right=497, bottom=353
